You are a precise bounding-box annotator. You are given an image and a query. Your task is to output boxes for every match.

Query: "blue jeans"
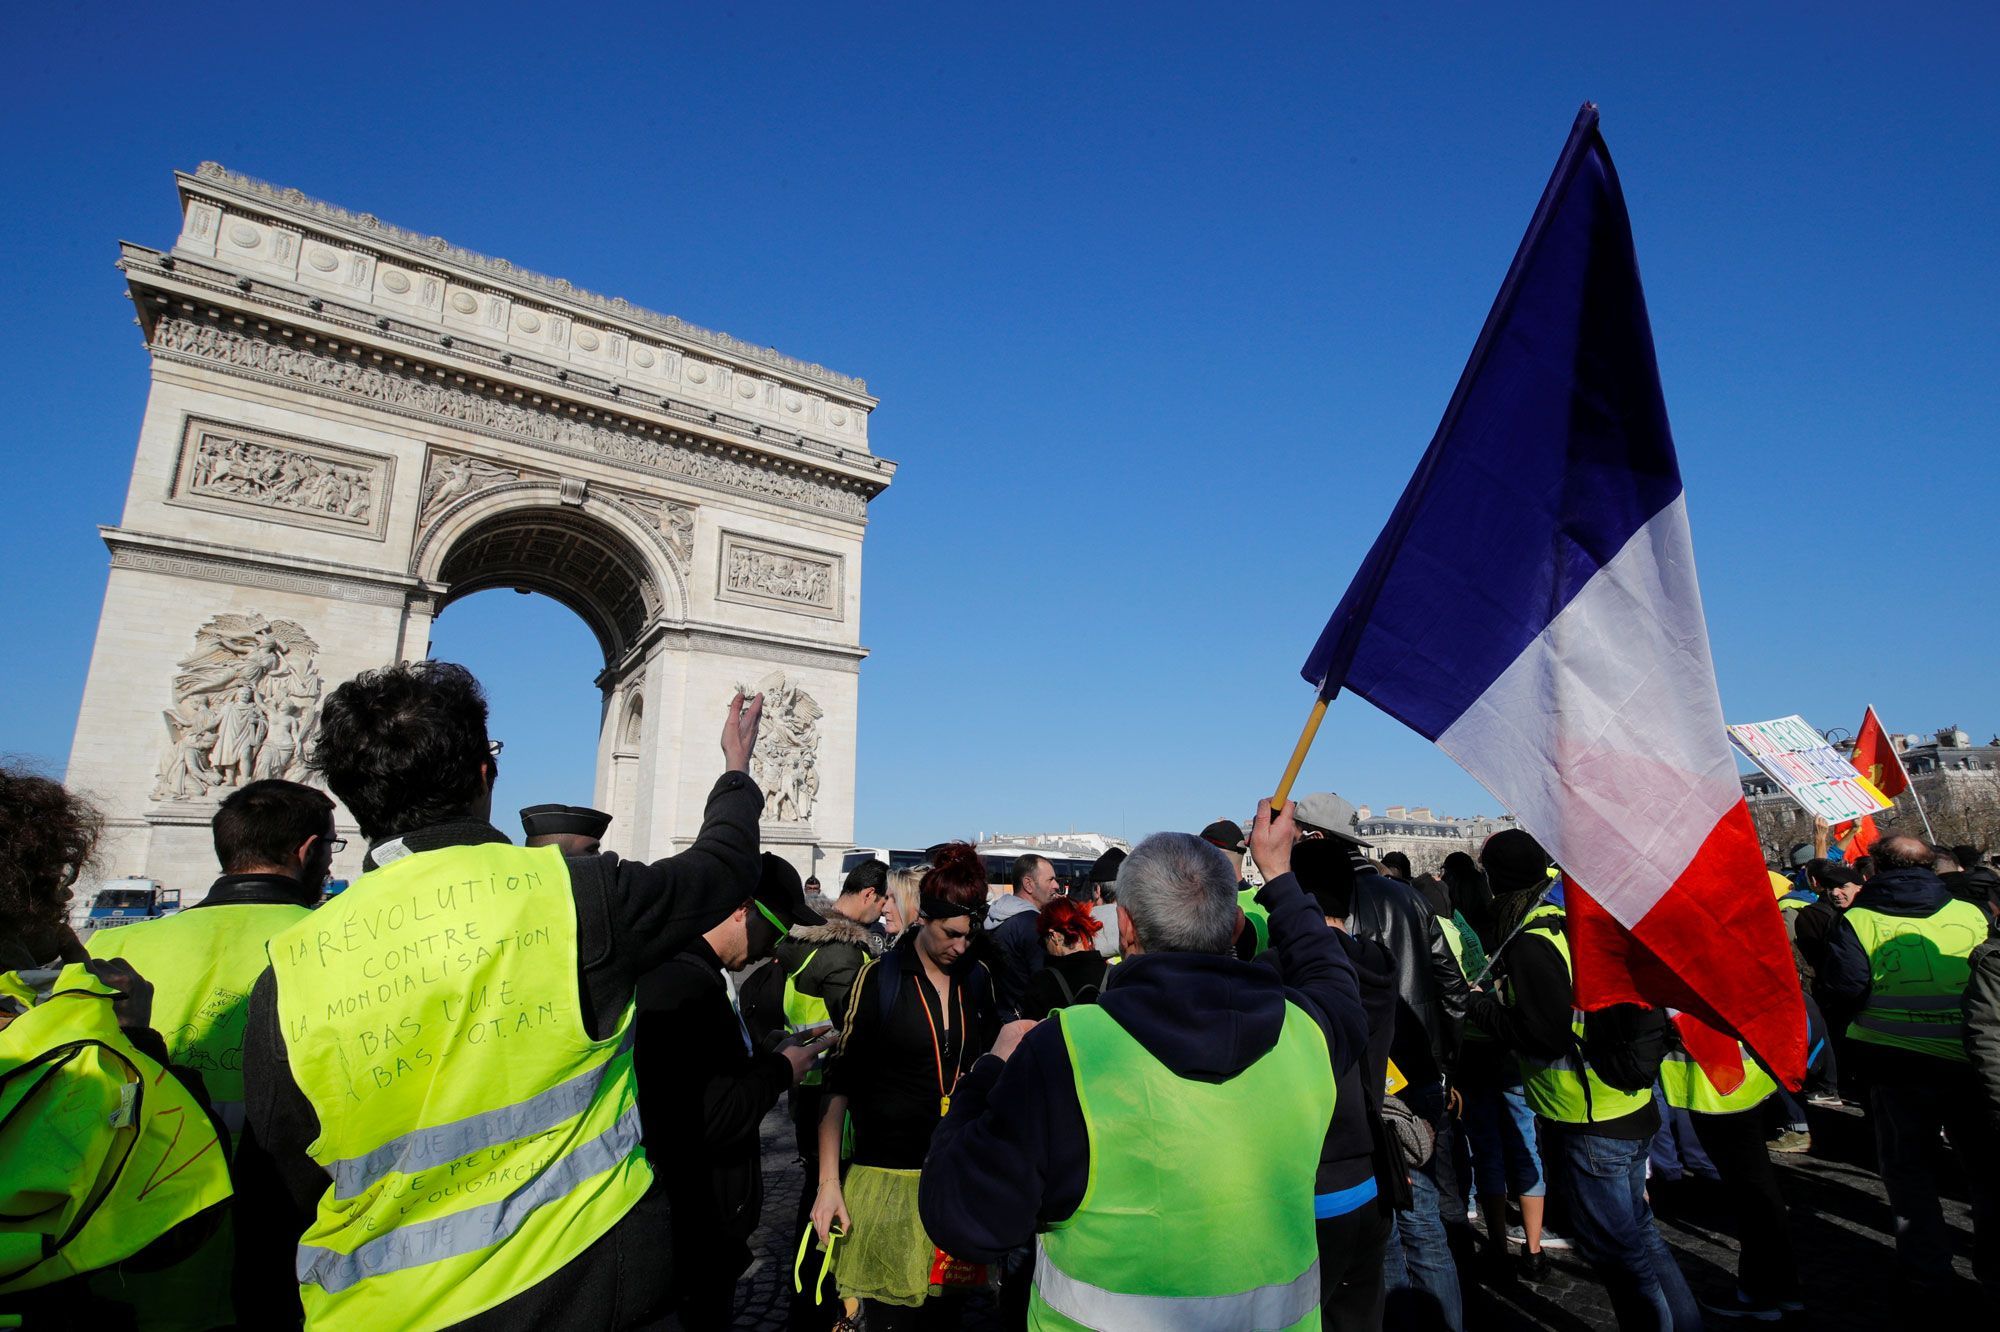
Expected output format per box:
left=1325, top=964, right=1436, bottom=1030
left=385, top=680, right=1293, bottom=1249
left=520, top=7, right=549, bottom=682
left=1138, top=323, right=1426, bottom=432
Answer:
left=1465, top=1078, right=1544, bottom=1198
left=1548, top=1129, right=1703, bottom=1331
left=1383, top=1084, right=1464, bottom=1331
left=1647, top=1086, right=1717, bottom=1182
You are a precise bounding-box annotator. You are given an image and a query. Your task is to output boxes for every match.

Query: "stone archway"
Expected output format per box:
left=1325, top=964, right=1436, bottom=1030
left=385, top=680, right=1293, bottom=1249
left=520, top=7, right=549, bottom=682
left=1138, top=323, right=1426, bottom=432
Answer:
left=66, top=163, right=894, bottom=897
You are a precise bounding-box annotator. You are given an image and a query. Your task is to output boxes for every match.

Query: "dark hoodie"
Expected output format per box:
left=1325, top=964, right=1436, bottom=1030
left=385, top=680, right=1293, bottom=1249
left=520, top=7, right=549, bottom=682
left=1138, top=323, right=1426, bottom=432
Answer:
left=1816, top=863, right=1977, bottom=1079
left=917, top=871, right=1365, bottom=1263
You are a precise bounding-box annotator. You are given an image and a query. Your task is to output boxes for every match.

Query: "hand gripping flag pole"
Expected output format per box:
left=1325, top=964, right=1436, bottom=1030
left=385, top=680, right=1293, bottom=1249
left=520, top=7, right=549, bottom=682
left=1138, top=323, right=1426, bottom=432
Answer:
left=1288, top=103, right=1807, bottom=1090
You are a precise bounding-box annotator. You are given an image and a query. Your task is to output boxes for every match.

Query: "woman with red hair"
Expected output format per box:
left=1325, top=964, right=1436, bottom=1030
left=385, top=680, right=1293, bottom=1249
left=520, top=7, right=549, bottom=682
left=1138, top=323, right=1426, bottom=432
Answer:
left=809, top=843, right=999, bottom=1329
left=1021, top=896, right=1109, bottom=1018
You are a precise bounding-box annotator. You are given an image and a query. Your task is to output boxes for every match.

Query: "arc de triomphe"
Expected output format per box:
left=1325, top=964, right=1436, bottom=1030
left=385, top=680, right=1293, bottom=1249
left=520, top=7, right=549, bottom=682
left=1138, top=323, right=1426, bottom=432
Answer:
left=66, top=164, right=894, bottom=898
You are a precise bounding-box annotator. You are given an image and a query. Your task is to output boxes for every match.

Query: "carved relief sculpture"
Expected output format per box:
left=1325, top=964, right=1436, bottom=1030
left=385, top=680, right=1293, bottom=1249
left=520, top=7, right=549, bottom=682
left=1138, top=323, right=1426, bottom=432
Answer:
left=717, top=533, right=842, bottom=618
left=151, top=613, right=323, bottom=801
left=420, top=451, right=520, bottom=523
left=735, top=671, right=822, bottom=822
left=188, top=431, right=374, bottom=523
left=664, top=503, right=694, bottom=564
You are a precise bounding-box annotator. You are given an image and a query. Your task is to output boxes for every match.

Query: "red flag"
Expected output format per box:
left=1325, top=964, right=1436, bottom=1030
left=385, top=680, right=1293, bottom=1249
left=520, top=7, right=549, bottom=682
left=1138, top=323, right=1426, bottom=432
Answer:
left=1672, top=1010, right=1752, bottom=1097
left=1833, top=707, right=1907, bottom=854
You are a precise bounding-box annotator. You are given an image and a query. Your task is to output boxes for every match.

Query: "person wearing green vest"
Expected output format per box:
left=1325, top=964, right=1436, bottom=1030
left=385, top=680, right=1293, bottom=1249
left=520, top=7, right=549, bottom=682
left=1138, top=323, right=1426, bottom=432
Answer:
left=2, top=960, right=235, bottom=1316
left=1660, top=1010, right=1801, bottom=1320
left=234, top=661, right=768, bottom=1331
left=917, top=799, right=1368, bottom=1332
left=1814, top=834, right=1996, bottom=1295
left=759, top=856, right=888, bottom=1332
left=1465, top=830, right=1700, bottom=1332
left=90, top=778, right=336, bottom=1141
left=84, top=779, right=334, bottom=1331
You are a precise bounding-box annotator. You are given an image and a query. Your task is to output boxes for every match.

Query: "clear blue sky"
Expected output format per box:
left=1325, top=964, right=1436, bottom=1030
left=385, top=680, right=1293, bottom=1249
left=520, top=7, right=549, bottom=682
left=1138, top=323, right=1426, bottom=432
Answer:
left=4, top=5, right=1994, bottom=849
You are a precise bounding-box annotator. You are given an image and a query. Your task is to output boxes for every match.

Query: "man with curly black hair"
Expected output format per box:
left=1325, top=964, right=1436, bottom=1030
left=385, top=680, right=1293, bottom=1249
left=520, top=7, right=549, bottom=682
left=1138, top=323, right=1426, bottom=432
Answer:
left=236, top=661, right=767, bottom=1331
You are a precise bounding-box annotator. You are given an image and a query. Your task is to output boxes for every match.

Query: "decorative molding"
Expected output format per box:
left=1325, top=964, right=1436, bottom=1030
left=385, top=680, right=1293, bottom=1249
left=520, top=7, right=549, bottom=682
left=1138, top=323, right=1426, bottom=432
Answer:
left=106, top=531, right=416, bottom=608
left=170, top=417, right=393, bottom=539
left=717, top=531, right=844, bottom=620
left=151, top=318, right=869, bottom=520
left=190, top=162, right=870, bottom=396
left=671, top=627, right=864, bottom=674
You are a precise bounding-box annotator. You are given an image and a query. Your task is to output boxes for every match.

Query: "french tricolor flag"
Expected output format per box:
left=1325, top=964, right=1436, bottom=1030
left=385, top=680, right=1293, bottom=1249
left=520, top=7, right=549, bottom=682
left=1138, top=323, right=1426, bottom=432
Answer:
left=1302, top=105, right=1805, bottom=1088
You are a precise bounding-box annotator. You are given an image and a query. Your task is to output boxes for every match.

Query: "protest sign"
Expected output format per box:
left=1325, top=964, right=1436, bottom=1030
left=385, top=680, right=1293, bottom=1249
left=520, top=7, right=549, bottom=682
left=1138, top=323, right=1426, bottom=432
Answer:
left=1727, top=715, right=1894, bottom=823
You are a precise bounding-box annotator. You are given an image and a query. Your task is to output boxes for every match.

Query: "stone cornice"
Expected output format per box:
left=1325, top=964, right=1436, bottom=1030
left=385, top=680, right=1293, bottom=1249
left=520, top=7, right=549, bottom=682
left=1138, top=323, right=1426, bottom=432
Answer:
left=124, top=247, right=895, bottom=499
left=103, top=527, right=425, bottom=608
left=144, top=312, right=876, bottom=521
left=602, top=618, right=867, bottom=682
left=184, top=163, right=872, bottom=400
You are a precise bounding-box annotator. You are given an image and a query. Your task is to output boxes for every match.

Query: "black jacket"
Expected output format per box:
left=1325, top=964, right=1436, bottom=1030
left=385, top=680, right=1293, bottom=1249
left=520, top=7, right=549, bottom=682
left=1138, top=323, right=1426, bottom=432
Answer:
left=1021, top=948, right=1109, bottom=1019
left=1965, top=937, right=2000, bottom=1134
left=986, top=901, right=1048, bottom=1021
left=917, top=871, right=1367, bottom=1263
left=1349, top=872, right=1468, bottom=1086
left=234, top=770, right=763, bottom=1330
left=1266, top=926, right=1399, bottom=1200
left=635, top=938, right=793, bottom=1279
left=1942, top=864, right=2000, bottom=916
left=1467, top=910, right=1662, bottom=1140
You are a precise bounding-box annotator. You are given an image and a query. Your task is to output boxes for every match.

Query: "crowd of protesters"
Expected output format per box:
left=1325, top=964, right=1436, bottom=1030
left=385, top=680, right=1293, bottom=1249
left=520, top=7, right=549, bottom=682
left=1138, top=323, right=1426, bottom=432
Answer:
left=2, top=659, right=1997, bottom=1331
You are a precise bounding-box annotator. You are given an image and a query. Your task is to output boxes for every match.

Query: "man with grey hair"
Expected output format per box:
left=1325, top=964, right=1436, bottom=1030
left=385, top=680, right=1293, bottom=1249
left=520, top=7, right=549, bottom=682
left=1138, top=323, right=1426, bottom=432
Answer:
left=920, top=801, right=1368, bottom=1327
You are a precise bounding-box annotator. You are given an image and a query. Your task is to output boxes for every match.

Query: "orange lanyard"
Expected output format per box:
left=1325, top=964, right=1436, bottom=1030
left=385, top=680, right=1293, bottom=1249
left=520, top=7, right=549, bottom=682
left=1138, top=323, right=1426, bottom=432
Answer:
left=915, top=969, right=965, bottom=1117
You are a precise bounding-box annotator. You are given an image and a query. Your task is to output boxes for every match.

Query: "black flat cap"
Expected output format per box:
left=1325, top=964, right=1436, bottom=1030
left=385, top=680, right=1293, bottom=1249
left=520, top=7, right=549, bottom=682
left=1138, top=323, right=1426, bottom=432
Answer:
left=756, top=853, right=826, bottom=929
left=1199, top=819, right=1247, bottom=853
left=520, top=804, right=613, bottom=839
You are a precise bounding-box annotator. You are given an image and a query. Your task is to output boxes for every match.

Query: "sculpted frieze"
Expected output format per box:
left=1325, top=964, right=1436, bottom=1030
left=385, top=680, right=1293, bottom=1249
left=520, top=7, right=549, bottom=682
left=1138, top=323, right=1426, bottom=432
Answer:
left=717, top=532, right=843, bottom=619
left=172, top=421, right=391, bottom=538
left=152, top=318, right=867, bottom=519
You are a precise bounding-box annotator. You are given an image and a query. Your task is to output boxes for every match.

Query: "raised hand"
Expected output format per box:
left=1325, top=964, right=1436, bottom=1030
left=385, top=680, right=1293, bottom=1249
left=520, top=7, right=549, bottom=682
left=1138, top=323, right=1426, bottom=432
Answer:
left=721, top=690, right=764, bottom=774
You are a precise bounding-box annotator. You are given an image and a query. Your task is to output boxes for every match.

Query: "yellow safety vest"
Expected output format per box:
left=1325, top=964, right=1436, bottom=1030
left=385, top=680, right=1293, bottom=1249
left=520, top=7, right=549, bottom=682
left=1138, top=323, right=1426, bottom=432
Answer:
left=268, top=842, right=649, bottom=1331
left=1509, top=907, right=1653, bottom=1126
left=1845, top=899, right=1988, bottom=1062
left=89, top=899, right=309, bottom=1141
left=1030, top=1001, right=1331, bottom=1331
left=0, top=965, right=232, bottom=1294
left=1659, top=1036, right=1777, bottom=1116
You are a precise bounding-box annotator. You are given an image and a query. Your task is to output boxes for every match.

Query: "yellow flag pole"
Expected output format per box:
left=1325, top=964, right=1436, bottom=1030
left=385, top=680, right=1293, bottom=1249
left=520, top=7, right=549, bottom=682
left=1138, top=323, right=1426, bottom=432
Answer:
left=1271, top=695, right=1329, bottom=809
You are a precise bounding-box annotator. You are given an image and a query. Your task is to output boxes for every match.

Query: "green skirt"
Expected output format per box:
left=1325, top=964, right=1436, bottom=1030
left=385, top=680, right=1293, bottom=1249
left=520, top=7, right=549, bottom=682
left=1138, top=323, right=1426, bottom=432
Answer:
left=834, top=1165, right=935, bottom=1308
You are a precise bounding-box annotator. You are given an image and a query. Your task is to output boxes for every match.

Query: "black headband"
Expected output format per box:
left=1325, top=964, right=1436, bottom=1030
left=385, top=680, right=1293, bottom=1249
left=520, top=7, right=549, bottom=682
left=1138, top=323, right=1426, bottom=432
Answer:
left=921, top=895, right=985, bottom=924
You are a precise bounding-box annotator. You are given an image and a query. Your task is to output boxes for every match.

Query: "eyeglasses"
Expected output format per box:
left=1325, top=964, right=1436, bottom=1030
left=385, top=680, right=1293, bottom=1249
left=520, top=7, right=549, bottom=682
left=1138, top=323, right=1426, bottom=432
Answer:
left=488, top=740, right=505, bottom=756
left=326, top=836, right=349, bottom=854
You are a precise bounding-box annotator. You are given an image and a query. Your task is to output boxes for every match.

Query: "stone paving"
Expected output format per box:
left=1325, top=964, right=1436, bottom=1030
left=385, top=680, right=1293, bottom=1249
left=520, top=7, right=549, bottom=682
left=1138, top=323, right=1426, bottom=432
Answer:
left=694, top=1098, right=1986, bottom=1330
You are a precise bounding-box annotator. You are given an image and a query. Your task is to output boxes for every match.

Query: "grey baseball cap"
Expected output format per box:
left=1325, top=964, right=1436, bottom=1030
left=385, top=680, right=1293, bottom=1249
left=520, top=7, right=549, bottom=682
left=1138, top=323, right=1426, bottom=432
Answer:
left=1291, top=792, right=1373, bottom=847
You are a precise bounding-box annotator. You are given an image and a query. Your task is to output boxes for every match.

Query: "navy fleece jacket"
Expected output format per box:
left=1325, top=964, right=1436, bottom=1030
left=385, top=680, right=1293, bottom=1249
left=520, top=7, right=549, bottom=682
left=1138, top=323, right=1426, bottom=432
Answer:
left=918, top=871, right=1366, bottom=1262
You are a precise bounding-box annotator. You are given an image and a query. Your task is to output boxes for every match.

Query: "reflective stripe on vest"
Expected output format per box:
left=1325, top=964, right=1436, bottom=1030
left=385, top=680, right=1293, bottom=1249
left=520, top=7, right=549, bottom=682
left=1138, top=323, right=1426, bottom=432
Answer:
left=1029, top=1000, right=1330, bottom=1332
left=299, top=1103, right=642, bottom=1293
left=1845, top=900, right=1986, bottom=1063
left=1509, top=907, right=1652, bottom=1126
left=327, top=1026, right=637, bottom=1200
left=270, top=842, right=650, bottom=1331
left=88, top=899, right=308, bottom=1140
left=1033, top=1245, right=1320, bottom=1331
left=0, top=965, right=234, bottom=1295
left=1658, top=1045, right=1776, bottom=1116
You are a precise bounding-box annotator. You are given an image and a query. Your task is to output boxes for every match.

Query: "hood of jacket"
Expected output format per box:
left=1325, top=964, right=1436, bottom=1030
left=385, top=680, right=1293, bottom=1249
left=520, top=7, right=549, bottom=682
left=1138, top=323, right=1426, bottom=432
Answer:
left=775, top=893, right=888, bottom=965
left=985, top=893, right=1037, bottom=929
left=1096, top=950, right=1289, bottom=1084
left=1851, top=865, right=1953, bottom=918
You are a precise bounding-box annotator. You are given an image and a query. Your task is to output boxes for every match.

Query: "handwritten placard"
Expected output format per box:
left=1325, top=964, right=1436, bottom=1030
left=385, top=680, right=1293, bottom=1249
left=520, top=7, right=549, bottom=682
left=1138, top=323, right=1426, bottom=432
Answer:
left=1728, top=715, right=1894, bottom=823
